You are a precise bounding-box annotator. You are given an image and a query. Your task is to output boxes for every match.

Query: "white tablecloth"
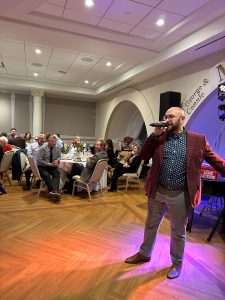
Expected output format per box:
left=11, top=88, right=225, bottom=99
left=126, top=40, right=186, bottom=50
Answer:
left=58, top=159, right=107, bottom=191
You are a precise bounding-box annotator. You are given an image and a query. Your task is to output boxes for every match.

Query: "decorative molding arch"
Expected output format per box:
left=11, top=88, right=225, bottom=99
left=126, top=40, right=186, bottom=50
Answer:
left=102, top=87, right=155, bottom=138
left=183, top=60, right=225, bottom=123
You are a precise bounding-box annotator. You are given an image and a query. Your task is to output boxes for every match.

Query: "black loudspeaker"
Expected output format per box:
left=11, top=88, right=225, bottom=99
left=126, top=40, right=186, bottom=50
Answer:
left=159, top=91, right=181, bottom=120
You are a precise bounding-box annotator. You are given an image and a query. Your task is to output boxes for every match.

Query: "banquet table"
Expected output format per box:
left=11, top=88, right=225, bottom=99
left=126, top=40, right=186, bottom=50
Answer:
left=58, top=159, right=107, bottom=191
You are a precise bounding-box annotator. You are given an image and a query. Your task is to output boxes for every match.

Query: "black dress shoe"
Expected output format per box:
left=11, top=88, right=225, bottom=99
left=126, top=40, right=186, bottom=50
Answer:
left=108, top=188, right=117, bottom=192
left=167, top=263, right=182, bottom=279
left=125, top=252, right=151, bottom=264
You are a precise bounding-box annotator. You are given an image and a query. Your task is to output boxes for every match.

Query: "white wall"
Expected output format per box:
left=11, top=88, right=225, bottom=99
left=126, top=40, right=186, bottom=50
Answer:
left=0, top=93, right=11, bottom=132
left=44, top=97, right=96, bottom=138
left=14, top=93, right=31, bottom=133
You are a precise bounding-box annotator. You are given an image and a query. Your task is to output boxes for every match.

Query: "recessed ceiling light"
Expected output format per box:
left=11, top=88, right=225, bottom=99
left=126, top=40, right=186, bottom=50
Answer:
left=31, top=63, right=43, bottom=67
left=84, top=80, right=89, bottom=84
left=85, top=0, right=94, bottom=7
left=81, top=57, right=94, bottom=63
left=156, top=18, right=165, bottom=26
left=33, top=72, right=38, bottom=77
left=35, top=48, right=42, bottom=54
left=106, top=61, right=112, bottom=67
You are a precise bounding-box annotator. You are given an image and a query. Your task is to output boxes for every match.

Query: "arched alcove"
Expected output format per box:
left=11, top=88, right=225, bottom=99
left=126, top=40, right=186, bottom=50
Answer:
left=105, top=100, right=147, bottom=146
left=186, top=88, right=225, bottom=159
left=96, top=88, right=155, bottom=141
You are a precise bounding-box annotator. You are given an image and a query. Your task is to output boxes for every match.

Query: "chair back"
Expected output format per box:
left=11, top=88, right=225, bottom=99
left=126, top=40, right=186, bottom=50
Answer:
left=0, top=151, right=14, bottom=173
left=136, top=160, right=145, bottom=177
left=27, top=155, right=42, bottom=179
left=20, top=152, right=27, bottom=172
left=88, top=159, right=108, bottom=184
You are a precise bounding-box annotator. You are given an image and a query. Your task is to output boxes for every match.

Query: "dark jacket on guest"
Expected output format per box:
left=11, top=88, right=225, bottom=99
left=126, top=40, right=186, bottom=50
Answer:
left=107, top=148, right=115, bottom=168
left=12, top=148, right=27, bottom=181
left=110, top=153, right=142, bottom=190
left=80, top=150, right=108, bottom=182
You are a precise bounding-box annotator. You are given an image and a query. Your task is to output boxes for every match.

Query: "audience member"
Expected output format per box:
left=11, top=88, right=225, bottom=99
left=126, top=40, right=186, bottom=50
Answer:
left=8, top=128, right=17, bottom=144
left=10, top=136, right=26, bottom=149
left=36, top=134, right=61, bottom=201
left=64, top=138, right=108, bottom=194
left=106, top=139, right=115, bottom=168
left=0, top=180, right=7, bottom=195
left=0, top=136, right=12, bottom=152
left=0, top=140, right=4, bottom=163
left=108, top=144, right=141, bottom=192
left=0, top=136, right=12, bottom=163
left=54, top=133, right=64, bottom=151
left=0, top=132, right=8, bottom=138
left=80, top=138, right=108, bottom=182
left=24, top=132, right=32, bottom=146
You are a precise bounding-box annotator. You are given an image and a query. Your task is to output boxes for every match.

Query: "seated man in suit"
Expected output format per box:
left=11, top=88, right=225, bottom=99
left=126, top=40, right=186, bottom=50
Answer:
left=108, top=144, right=141, bottom=192
left=63, top=138, right=108, bottom=194
left=36, top=134, right=61, bottom=201
left=80, top=138, right=108, bottom=182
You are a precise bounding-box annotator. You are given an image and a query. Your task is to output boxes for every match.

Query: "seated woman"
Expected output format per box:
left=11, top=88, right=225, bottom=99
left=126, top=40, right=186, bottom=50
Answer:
left=108, top=144, right=141, bottom=192
left=106, top=139, right=115, bottom=168
left=24, top=132, right=32, bottom=147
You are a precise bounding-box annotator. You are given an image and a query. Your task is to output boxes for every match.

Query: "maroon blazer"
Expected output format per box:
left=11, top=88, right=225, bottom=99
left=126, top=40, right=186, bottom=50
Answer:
left=142, top=130, right=225, bottom=208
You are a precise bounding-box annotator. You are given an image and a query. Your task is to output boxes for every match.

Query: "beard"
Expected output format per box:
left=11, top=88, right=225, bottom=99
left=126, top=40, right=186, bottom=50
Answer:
left=167, top=118, right=181, bottom=132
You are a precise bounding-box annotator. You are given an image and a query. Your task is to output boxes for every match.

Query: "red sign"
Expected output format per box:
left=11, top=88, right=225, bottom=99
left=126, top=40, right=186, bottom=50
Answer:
left=200, top=164, right=219, bottom=180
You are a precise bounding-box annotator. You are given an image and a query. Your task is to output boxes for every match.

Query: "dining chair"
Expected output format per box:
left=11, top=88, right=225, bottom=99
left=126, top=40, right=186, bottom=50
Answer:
left=27, top=155, right=45, bottom=197
left=0, top=150, right=14, bottom=185
left=18, top=152, right=27, bottom=185
left=72, top=159, right=108, bottom=201
left=121, top=159, right=145, bottom=191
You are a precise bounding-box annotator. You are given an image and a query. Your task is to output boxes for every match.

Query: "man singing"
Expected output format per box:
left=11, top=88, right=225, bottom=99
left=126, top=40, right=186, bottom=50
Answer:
left=125, top=107, right=225, bottom=279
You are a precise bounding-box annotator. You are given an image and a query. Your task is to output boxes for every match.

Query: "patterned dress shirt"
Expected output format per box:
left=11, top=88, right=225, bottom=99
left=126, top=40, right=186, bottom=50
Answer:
left=158, top=130, right=187, bottom=190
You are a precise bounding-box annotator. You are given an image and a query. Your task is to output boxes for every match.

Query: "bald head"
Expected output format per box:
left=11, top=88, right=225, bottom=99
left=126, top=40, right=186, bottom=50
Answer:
left=37, top=133, right=46, bottom=145
left=166, top=107, right=185, bottom=117
left=164, top=107, right=185, bottom=134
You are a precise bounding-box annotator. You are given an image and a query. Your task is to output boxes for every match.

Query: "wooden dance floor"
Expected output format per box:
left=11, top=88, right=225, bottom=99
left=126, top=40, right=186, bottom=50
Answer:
left=0, top=182, right=224, bottom=299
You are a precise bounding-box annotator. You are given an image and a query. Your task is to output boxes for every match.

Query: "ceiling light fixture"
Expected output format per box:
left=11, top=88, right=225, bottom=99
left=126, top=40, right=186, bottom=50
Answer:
left=85, top=0, right=94, bottom=7
left=106, top=61, right=112, bottom=67
left=31, top=63, right=43, bottom=67
left=84, top=80, right=89, bottom=84
left=81, top=57, right=94, bottom=63
left=35, top=48, right=42, bottom=54
left=156, top=18, right=165, bottom=26
left=33, top=72, right=38, bottom=77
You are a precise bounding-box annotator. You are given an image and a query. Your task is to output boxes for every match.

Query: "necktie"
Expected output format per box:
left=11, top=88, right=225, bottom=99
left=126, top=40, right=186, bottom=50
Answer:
left=50, top=147, right=53, bottom=163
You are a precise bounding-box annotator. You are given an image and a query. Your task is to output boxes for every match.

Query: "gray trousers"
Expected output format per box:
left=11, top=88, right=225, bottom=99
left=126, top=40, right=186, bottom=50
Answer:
left=139, top=185, right=190, bottom=264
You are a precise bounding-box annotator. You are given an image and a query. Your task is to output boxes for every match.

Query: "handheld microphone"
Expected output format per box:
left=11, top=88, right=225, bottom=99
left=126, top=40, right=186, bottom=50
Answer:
left=149, top=122, right=168, bottom=128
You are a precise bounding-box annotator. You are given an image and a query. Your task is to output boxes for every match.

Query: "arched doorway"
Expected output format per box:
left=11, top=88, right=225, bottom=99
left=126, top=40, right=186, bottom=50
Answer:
left=105, top=100, right=147, bottom=146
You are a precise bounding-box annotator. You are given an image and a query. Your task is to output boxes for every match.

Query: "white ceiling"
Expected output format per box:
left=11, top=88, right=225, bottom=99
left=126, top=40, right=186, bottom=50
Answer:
left=0, top=0, right=224, bottom=99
